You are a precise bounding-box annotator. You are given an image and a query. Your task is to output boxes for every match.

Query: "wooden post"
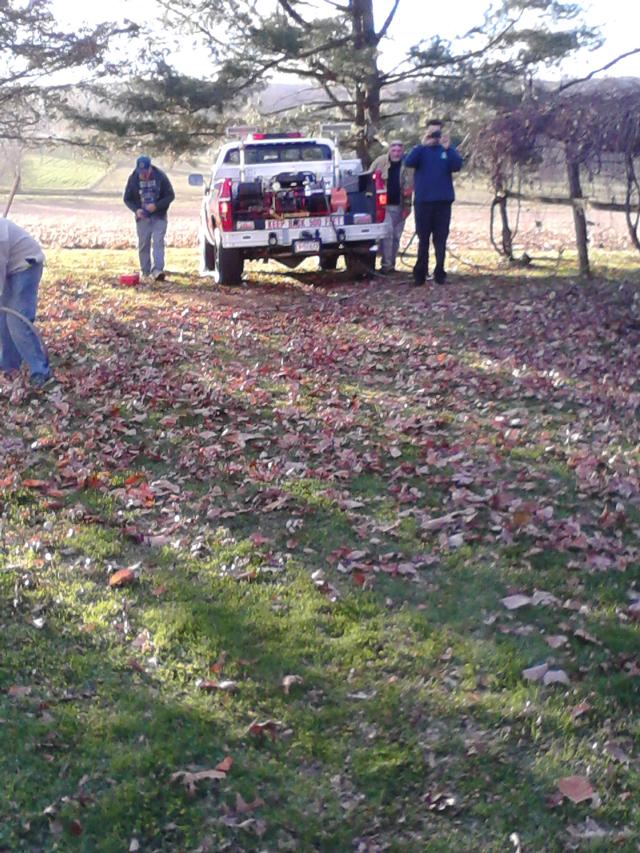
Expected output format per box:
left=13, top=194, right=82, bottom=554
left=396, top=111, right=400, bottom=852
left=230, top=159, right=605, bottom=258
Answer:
left=565, top=150, right=590, bottom=277
left=625, top=154, right=640, bottom=252
left=3, top=168, right=21, bottom=218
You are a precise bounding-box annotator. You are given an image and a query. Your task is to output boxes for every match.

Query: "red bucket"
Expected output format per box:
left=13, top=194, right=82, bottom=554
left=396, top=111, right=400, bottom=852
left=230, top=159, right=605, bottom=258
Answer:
left=119, top=273, right=140, bottom=286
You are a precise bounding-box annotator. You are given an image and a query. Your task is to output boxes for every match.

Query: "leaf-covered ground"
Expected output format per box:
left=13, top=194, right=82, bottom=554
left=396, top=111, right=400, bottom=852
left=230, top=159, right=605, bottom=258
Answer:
left=1, top=249, right=639, bottom=852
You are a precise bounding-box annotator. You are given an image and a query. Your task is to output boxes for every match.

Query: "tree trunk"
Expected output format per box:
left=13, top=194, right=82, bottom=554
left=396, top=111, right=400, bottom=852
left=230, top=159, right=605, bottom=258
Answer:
left=565, top=151, right=590, bottom=278
left=350, top=0, right=381, bottom=168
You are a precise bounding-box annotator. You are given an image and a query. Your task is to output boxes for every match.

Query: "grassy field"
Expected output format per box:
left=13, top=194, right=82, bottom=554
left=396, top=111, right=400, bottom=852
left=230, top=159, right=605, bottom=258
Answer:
left=17, top=153, right=109, bottom=191
left=1, top=250, right=639, bottom=851
left=1, top=149, right=207, bottom=196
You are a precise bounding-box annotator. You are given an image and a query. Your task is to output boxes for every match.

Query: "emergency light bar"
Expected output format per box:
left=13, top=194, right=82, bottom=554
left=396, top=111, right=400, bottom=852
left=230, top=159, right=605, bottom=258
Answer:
left=247, top=132, right=304, bottom=140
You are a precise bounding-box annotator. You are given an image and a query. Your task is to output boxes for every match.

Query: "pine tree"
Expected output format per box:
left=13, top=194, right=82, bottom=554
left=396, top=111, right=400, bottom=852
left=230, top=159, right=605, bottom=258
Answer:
left=71, top=0, right=598, bottom=165
left=0, top=0, right=135, bottom=145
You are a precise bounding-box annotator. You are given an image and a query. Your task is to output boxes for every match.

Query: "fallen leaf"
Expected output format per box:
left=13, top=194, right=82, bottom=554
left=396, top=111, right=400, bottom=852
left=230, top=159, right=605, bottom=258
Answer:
left=603, top=741, right=631, bottom=764
left=249, top=532, right=271, bottom=546
left=522, top=663, right=548, bottom=682
left=421, top=513, right=457, bottom=532
left=543, top=669, right=571, bottom=686
left=235, top=792, right=266, bottom=814
left=511, top=509, right=532, bottom=528
left=282, top=674, right=304, bottom=694
left=22, top=478, right=48, bottom=489
left=68, top=820, right=83, bottom=837
left=571, top=701, right=591, bottom=719
left=573, top=628, right=601, bottom=645
left=627, top=601, right=640, bottom=621
left=557, top=775, right=596, bottom=804
left=532, top=590, right=560, bottom=607
left=48, top=819, right=64, bottom=836
left=197, top=679, right=238, bottom=693
left=501, top=594, right=532, bottom=610
left=210, top=652, right=227, bottom=675
left=108, top=568, right=137, bottom=588
left=246, top=719, right=281, bottom=740
left=171, top=768, right=227, bottom=796
left=215, top=756, right=234, bottom=773
left=567, top=818, right=609, bottom=841
left=545, top=634, right=568, bottom=649
left=8, top=685, right=32, bottom=698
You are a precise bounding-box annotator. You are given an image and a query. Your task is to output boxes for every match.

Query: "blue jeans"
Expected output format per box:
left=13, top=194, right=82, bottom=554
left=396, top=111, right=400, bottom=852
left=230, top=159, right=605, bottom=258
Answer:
left=413, top=201, right=452, bottom=283
left=136, top=216, right=167, bottom=275
left=1, top=261, right=50, bottom=379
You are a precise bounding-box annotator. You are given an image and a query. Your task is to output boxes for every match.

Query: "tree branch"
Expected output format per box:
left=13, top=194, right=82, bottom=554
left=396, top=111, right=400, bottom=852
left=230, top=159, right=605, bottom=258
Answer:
left=277, top=0, right=313, bottom=30
left=555, top=47, right=640, bottom=94
left=376, top=0, right=401, bottom=42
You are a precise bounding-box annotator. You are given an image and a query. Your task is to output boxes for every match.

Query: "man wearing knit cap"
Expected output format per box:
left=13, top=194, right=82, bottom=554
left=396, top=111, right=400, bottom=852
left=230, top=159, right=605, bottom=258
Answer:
left=370, top=140, right=413, bottom=274
left=124, top=155, right=175, bottom=281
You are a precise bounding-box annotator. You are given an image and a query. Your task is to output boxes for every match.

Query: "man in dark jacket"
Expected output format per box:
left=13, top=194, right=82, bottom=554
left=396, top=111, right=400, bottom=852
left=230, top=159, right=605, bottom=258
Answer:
left=123, top=155, right=175, bottom=281
left=404, top=120, right=463, bottom=286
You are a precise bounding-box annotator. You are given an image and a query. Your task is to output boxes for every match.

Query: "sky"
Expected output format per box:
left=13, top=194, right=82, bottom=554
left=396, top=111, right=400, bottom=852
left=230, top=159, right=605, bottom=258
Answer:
left=53, top=0, right=640, bottom=81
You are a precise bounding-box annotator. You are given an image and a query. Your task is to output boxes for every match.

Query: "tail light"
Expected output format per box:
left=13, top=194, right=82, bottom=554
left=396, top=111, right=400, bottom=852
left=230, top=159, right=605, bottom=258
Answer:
left=218, top=178, right=234, bottom=231
left=373, top=170, right=387, bottom=223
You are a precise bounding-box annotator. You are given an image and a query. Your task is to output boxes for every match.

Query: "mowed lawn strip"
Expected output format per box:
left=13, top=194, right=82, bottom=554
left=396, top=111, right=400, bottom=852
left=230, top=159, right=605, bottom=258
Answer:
left=0, top=249, right=639, bottom=851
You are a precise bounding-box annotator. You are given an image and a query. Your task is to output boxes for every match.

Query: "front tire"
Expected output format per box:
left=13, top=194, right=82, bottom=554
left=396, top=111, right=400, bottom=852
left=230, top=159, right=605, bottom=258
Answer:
left=199, top=228, right=215, bottom=275
left=213, top=229, right=244, bottom=286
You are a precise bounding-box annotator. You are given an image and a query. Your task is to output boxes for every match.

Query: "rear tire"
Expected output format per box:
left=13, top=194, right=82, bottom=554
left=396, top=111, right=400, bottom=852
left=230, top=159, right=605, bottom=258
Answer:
left=319, top=254, right=338, bottom=271
left=213, top=229, right=244, bottom=286
left=344, top=245, right=375, bottom=279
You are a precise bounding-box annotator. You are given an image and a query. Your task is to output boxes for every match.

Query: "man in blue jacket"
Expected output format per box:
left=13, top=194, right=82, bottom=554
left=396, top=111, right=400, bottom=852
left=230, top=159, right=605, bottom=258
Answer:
left=404, top=120, right=463, bottom=286
left=123, top=155, right=175, bottom=281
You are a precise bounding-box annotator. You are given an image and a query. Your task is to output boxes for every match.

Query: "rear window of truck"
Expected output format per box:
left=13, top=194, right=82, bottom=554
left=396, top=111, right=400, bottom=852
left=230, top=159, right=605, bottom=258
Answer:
left=223, top=143, right=332, bottom=164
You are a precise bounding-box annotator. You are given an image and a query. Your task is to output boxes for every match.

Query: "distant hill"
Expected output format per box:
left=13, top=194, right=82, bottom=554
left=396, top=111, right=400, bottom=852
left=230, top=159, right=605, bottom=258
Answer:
left=254, top=82, right=329, bottom=113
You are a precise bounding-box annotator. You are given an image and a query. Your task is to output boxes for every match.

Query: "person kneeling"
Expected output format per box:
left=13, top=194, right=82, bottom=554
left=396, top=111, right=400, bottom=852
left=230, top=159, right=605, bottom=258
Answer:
left=0, top=218, right=51, bottom=387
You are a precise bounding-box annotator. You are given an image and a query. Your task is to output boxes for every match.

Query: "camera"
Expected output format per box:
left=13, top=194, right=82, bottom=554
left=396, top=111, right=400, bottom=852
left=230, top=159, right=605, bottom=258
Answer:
left=427, top=130, right=442, bottom=140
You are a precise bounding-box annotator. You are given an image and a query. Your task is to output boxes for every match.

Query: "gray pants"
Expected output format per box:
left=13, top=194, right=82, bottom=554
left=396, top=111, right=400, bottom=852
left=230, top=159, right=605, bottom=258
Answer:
left=380, top=205, right=406, bottom=271
left=136, top=216, right=167, bottom=275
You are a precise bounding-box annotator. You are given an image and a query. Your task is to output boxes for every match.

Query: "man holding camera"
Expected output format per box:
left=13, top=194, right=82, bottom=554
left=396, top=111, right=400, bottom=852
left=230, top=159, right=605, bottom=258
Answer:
left=405, top=120, right=463, bottom=286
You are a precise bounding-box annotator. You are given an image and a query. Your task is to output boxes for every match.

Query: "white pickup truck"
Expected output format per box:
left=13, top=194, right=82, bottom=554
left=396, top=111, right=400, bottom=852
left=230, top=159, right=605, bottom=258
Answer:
left=189, top=133, right=389, bottom=285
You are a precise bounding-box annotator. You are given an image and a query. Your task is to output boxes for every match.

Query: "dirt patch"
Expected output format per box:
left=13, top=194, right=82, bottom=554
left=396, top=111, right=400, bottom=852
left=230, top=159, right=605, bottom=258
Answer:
left=8, top=192, right=637, bottom=254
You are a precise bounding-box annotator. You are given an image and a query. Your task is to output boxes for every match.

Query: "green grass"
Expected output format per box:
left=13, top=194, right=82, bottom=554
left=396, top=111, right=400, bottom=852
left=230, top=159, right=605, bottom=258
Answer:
left=0, top=250, right=639, bottom=850
left=18, top=153, right=109, bottom=191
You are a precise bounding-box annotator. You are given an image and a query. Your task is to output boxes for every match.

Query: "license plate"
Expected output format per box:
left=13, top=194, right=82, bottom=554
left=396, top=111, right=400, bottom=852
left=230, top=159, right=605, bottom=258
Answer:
left=293, top=240, right=321, bottom=254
